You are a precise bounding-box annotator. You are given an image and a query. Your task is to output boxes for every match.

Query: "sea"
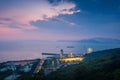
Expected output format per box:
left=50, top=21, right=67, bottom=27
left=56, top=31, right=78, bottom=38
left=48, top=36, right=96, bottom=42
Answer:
left=0, top=40, right=120, bottom=63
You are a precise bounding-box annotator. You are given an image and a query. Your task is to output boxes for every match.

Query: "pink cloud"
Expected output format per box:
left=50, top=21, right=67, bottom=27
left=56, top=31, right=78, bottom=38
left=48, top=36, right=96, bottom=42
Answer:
left=0, top=27, right=84, bottom=41
left=0, top=1, right=79, bottom=24
left=0, top=20, right=38, bottom=31
left=54, top=18, right=77, bottom=26
left=0, top=0, right=80, bottom=40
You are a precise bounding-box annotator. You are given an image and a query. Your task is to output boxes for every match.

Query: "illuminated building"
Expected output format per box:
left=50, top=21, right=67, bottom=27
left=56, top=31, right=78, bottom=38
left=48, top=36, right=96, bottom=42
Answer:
left=59, top=57, right=84, bottom=62
left=59, top=53, right=84, bottom=62
left=42, top=49, right=84, bottom=70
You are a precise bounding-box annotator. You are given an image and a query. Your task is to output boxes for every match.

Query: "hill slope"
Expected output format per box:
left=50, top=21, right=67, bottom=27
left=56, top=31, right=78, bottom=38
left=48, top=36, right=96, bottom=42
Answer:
left=47, top=48, right=120, bottom=80
left=58, top=38, right=120, bottom=44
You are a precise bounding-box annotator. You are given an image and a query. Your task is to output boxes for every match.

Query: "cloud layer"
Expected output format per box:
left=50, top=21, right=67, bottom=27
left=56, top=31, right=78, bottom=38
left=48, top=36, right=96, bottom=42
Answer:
left=0, top=0, right=79, bottom=27
left=0, top=0, right=80, bottom=40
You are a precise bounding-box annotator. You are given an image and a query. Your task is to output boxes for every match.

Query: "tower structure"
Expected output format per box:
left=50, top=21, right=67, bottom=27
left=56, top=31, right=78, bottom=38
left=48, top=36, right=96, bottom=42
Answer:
left=60, top=49, right=64, bottom=57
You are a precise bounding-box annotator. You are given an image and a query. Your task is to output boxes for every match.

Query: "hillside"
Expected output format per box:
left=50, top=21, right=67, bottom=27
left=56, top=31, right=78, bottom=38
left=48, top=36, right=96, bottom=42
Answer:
left=58, top=38, right=120, bottom=44
left=47, top=48, right=120, bottom=80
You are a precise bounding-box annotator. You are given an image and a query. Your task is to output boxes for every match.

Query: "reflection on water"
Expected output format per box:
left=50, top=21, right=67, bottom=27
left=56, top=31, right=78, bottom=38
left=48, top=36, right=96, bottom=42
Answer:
left=0, top=41, right=120, bottom=62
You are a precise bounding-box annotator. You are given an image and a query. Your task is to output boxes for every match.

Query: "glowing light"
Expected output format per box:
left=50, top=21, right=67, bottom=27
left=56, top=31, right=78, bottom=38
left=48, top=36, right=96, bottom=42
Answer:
left=87, top=48, right=93, bottom=53
left=59, top=57, right=84, bottom=62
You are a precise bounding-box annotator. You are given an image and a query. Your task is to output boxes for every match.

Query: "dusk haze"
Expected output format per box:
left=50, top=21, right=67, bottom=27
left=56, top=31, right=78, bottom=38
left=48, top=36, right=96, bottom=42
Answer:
left=0, top=0, right=120, bottom=41
left=0, top=0, right=120, bottom=80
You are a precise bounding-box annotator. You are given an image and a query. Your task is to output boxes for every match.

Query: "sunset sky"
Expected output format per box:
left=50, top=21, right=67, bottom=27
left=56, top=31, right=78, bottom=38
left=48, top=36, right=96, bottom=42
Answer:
left=0, top=0, right=120, bottom=41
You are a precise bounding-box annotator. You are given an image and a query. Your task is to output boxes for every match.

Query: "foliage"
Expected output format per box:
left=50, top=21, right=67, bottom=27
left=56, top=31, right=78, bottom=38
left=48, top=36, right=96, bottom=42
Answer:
left=0, top=70, right=13, bottom=80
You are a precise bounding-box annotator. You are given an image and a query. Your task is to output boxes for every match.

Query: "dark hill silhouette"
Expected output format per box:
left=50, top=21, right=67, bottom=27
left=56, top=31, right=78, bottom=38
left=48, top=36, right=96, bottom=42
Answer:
left=58, top=38, right=120, bottom=44
left=47, top=48, right=120, bottom=80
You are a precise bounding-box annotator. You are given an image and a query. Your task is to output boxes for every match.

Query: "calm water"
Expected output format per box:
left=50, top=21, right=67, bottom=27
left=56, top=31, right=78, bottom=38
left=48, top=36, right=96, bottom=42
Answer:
left=0, top=41, right=120, bottom=63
